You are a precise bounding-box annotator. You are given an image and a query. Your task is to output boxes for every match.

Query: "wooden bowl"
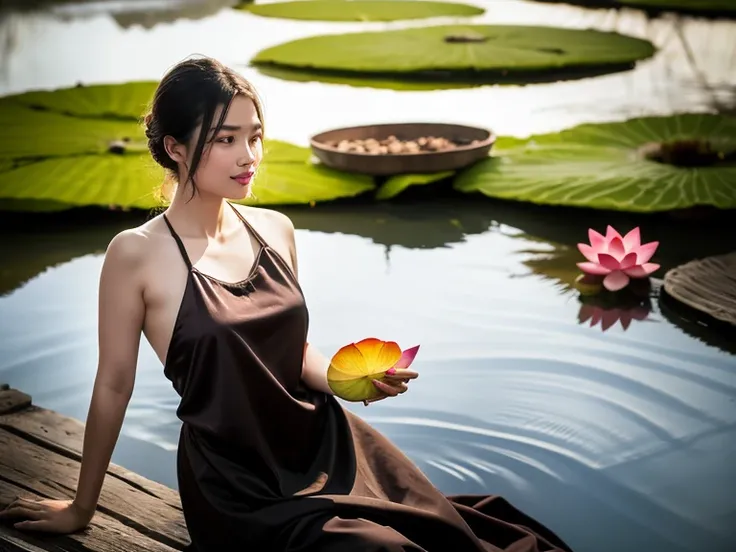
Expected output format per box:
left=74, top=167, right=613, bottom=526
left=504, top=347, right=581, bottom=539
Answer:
left=309, top=122, right=495, bottom=176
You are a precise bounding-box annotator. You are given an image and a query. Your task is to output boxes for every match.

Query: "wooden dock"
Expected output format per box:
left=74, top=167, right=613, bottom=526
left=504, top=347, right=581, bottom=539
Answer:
left=0, top=384, right=190, bottom=551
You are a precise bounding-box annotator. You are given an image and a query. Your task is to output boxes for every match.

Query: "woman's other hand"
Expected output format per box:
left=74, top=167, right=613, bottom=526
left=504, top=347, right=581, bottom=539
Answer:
left=0, top=496, right=93, bottom=534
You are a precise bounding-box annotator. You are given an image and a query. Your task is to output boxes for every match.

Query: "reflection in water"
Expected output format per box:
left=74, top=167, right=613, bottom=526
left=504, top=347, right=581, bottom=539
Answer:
left=659, top=290, right=736, bottom=355
left=576, top=285, right=654, bottom=332
left=0, top=209, right=145, bottom=295
left=578, top=302, right=651, bottom=332
left=0, top=0, right=237, bottom=28
left=283, top=201, right=493, bottom=254
left=2, top=199, right=735, bottom=357
left=111, top=0, right=238, bottom=29
left=0, top=202, right=496, bottom=295
left=0, top=0, right=236, bottom=73
left=1, top=201, right=735, bottom=552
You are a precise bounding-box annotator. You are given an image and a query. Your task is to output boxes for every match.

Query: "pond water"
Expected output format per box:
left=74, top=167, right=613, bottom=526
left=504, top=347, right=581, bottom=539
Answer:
left=1, top=1, right=735, bottom=552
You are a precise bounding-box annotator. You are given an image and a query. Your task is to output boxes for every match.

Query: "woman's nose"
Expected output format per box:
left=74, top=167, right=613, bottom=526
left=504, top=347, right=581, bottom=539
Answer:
left=237, top=141, right=256, bottom=166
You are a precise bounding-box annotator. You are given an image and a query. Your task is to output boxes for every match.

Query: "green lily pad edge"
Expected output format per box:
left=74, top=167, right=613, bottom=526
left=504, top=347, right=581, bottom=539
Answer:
left=251, top=24, right=656, bottom=90
left=453, top=112, right=736, bottom=213
left=237, top=0, right=485, bottom=22
left=0, top=81, right=375, bottom=213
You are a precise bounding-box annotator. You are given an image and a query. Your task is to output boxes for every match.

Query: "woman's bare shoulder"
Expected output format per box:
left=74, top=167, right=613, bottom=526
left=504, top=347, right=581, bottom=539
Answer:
left=231, top=204, right=295, bottom=244
left=232, top=203, right=294, bottom=230
left=231, top=204, right=298, bottom=272
left=104, top=215, right=169, bottom=269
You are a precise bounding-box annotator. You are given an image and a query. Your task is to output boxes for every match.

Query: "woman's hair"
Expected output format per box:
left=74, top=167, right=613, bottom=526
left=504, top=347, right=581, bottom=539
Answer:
left=143, top=56, right=264, bottom=202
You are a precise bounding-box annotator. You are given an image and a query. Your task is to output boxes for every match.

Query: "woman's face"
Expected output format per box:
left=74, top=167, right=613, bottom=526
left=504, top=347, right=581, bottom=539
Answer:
left=185, top=94, right=263, bottom=200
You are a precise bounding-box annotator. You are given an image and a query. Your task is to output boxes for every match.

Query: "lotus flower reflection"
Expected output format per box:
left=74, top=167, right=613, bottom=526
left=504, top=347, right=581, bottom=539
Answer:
left=578, top=304, right=650, bottom=332
left=327, top=338, right=420, bottom=402
left=577, top=226, right=660, bottom=291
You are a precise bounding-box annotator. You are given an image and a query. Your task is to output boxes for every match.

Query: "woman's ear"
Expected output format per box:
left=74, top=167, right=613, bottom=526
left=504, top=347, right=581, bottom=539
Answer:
left=163, top=135, right=187, bottom=164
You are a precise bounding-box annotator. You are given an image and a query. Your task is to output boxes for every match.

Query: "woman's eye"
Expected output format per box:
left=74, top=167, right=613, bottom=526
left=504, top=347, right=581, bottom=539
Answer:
left=251, top=135, right=262, bottom=143
left=218, top=136, right=234, bottom=144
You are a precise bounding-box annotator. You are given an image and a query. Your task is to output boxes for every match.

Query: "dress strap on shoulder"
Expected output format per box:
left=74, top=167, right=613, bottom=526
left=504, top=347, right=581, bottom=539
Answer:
left=227, top=202, right=267, bottom=247
left=162, top=214, right=193, bottom=270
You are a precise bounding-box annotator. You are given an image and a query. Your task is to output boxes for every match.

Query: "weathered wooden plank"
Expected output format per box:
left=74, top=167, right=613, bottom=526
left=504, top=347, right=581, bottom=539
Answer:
left=0, top=429, right=188, bottom=550
left=0, top=406, right=182, bottom=511
left=0, top=529, right=50, bottom=552
left=0, top=391, right=31, bottom=417
left=0, top=478, right=179, bottom=552
left=664, top=252, right=736, bottom=326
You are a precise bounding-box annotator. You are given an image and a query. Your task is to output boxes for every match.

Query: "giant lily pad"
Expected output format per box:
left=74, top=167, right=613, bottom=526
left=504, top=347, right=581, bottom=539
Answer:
left=453, top=113, right=736, bottom=212
left=251, top=25, right=656, bottom=87
left=0, top=83, right=374, bottom=211
left=7, top=81, right=156, bottom=120
left=240, top=1, right=485, bottom=21
left=0, top=138, right=375, bottom=209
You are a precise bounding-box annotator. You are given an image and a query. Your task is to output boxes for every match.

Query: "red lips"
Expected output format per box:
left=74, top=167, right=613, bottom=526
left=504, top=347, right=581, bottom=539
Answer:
left=231, top=171, right=255, bottom=185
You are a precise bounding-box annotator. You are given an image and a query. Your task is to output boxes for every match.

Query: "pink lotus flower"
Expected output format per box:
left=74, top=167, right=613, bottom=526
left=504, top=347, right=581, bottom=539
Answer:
left=577, top=226, right=660, bottom=292
left=578, top=304, right=650, bottom=332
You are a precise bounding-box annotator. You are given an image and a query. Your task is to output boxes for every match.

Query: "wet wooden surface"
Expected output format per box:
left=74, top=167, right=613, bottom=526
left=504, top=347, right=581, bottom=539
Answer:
left=0, top=386, right=189, bottom=551
left=663, top=252, right=736, bottom=326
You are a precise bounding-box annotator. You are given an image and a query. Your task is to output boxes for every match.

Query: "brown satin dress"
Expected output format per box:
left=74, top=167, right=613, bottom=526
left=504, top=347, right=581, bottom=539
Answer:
left=161, top=203, right=573, bottom=552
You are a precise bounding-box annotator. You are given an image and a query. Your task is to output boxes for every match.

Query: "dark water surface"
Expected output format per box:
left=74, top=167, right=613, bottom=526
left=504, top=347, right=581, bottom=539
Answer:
left=1, top=200, right=735, bottom=552
left=1, top=1, right=735, bottom=551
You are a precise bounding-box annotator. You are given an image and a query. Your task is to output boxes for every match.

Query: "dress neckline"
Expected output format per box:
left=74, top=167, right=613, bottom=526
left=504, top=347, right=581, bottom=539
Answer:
left=162, top=201, right=267, bottom=288
left=190, top=245, right=264, bottom=289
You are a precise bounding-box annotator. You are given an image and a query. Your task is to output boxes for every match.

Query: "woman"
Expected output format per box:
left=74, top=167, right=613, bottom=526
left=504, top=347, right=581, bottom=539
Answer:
left=0, top=57, right=572, bottom=552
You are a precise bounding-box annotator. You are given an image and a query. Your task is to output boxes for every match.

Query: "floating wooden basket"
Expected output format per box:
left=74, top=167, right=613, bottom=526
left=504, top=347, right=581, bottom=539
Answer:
left=310, top=123, right=495, bottom=176
left=663, top=252, right=736, bottom=326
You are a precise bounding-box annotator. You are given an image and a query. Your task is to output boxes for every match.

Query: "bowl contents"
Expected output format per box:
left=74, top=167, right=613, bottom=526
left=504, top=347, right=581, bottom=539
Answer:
left=323, top=135, right=484, bottom=154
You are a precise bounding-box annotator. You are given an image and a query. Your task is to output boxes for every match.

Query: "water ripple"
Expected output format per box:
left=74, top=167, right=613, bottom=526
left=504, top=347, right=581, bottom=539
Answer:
left=361, top=411, right=735, bottom=552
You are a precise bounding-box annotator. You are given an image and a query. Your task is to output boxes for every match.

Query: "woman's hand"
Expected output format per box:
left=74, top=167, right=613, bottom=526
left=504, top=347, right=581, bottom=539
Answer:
left=0, top=496, right=93, bottom=533
left=364, top=367, right=419, bottom=406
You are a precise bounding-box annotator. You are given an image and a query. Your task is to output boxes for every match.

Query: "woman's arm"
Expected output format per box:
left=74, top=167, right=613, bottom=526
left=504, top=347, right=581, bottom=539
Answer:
left=1, top=230, right=147, bottom=532
left=74, top=231, right=146, bottom=516
left=0, top=231, right=145, bottom=533
left=301, top=342, right=334, bottom=395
